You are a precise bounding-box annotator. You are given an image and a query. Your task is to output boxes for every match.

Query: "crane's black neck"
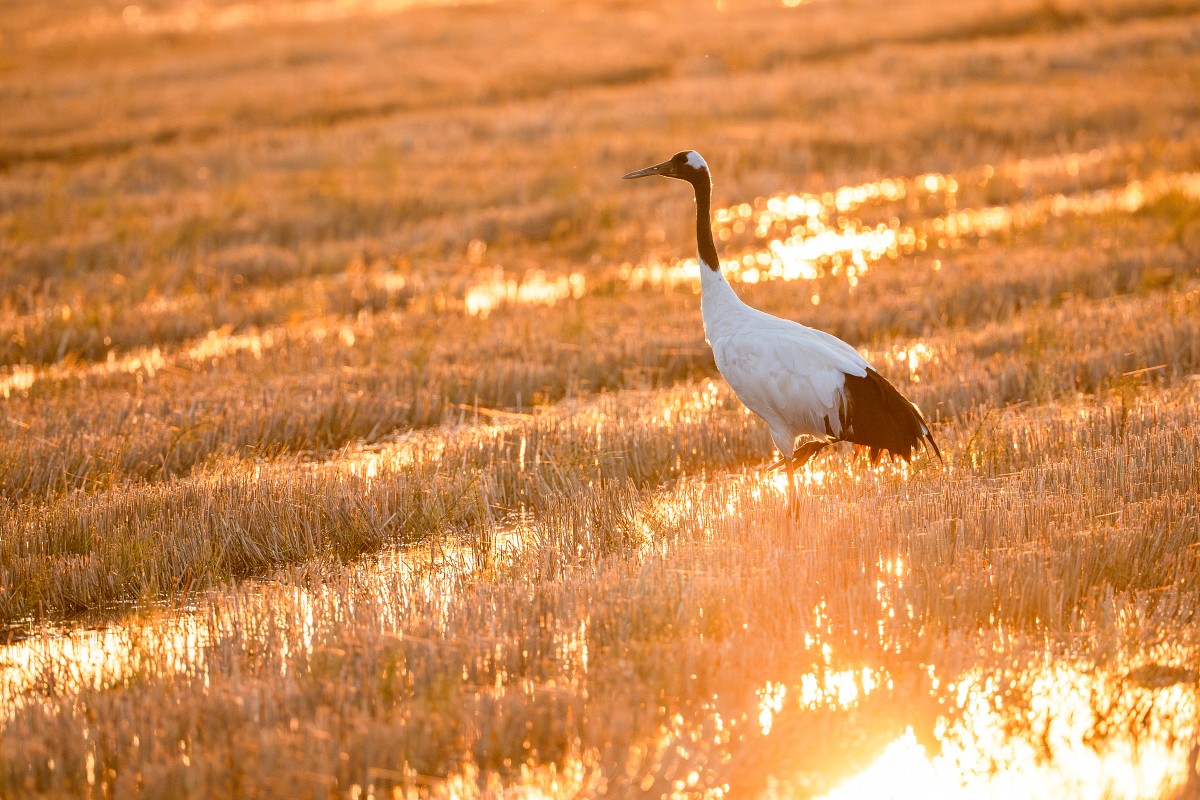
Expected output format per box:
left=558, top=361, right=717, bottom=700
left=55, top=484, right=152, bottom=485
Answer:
left=693, top=178, right=720, bottom=272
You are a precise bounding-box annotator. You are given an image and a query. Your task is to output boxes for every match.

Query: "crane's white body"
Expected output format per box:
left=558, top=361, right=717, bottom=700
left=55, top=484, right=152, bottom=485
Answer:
left=698, top=261, right=868, bottom=457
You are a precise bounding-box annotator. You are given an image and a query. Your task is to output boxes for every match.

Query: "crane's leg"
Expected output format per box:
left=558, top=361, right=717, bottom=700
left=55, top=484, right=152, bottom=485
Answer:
left=784, top=453, right=798, bottom=513
left=764, top=440, right=832, bottom=516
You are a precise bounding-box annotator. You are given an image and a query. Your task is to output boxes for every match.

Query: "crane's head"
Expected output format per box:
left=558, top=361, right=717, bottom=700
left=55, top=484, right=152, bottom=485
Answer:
left=622, top=150, right=710, bottom=186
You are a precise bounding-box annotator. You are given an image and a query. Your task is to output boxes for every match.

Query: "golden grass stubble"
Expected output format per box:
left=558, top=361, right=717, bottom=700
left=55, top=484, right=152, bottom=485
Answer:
left=4, top=266, right=1198, bottom=505
left=4, top=272, right=1199, bottom=624
left=4, top=385, right=1199, bottom=796
left=3, top=0, right=1199, bottom=366
left=0, top=382, right=763, bottom=626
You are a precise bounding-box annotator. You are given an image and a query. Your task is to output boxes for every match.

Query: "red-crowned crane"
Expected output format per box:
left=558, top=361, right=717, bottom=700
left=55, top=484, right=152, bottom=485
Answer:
left=623, top=150, right=941, bottom=499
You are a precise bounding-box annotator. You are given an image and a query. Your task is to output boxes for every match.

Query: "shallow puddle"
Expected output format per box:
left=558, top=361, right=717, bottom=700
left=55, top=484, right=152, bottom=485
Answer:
left=0, top=516, right=522, bottom=724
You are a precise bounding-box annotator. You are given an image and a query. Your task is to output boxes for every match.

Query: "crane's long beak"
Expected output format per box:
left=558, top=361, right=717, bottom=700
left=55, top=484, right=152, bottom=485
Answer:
left=622, top=159, right=676, bottom=180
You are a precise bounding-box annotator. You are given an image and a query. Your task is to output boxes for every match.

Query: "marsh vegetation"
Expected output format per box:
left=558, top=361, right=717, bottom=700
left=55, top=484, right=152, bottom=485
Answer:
left=2, top=0, right=1200, bottom=797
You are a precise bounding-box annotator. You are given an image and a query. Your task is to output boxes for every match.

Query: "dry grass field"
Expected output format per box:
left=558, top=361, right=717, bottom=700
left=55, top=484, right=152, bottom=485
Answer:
left=3, top=0, right=1200, bottom=797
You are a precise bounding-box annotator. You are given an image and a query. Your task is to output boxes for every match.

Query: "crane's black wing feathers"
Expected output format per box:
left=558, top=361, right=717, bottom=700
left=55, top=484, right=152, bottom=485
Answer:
left=840, top=369, right=942, bottom=464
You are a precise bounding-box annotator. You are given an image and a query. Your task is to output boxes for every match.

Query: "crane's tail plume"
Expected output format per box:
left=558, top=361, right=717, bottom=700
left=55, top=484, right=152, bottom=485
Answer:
left=841, top=369, right=942, bottom=464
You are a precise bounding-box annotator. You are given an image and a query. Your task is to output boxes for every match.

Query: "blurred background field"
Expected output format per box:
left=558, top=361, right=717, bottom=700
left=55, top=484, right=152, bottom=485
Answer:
left=2, top=0, right=1200, bottom=797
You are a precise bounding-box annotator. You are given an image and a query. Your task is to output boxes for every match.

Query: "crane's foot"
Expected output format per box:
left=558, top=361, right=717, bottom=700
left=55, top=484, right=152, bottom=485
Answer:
left=764, top=440, right=830, bottom=473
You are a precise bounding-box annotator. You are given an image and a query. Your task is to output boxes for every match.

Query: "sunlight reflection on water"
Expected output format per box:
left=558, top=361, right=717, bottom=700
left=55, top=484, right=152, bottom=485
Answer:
left=750, top=567, right=1198, bottom=800
left=464, top=267, right=586, bottom=318
left=0, top=346, right=170, bottom=399
left=811, top=659, right=1197, bottom=800
left=0, top=615, right=209, bottom=722
left=7, top=159, right=1189, bottom=399
left=0, top=533, right=490, bottom=724
left=646, top=475, right=1198, bottom=800
left=622, top=165, right=1200, bottom=298
left=0, top=322, right=360, bottom=398
left=27, top=0, right=492, bottom=44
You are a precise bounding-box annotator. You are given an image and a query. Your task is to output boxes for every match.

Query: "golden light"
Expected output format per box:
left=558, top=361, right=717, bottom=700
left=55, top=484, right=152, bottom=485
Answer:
left=623, top=163, right=1200, bottom=299
left=813, top=659, right=1197, bottom=800
left=465, top=267, right=586, bottom=318
left=757, top=681, right=787, bottom=735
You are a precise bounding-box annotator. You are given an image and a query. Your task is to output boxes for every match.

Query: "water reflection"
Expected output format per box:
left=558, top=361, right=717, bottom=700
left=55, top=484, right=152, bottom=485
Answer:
left=623, top=165, right=1200, bottom=296
left=464, top=267, right=586, bottom=318
left=738, top=548, right=1197, bottom=800
left=867, top=341, right=939, bottom=384
left=0, top=346, right=169, bottom=399
left=0, top=323, right=340, bottom=398
left=814, top=657, right=1197, bottom=800
left=0, top=533, right=492, bottom=723
left=642, top=475, right=1198, bottom=800
left=8, top=161, right=1189, bottom=399
left=28, top=0, right=488, bottom=44
left=0, top=613, right=209, bottom=722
